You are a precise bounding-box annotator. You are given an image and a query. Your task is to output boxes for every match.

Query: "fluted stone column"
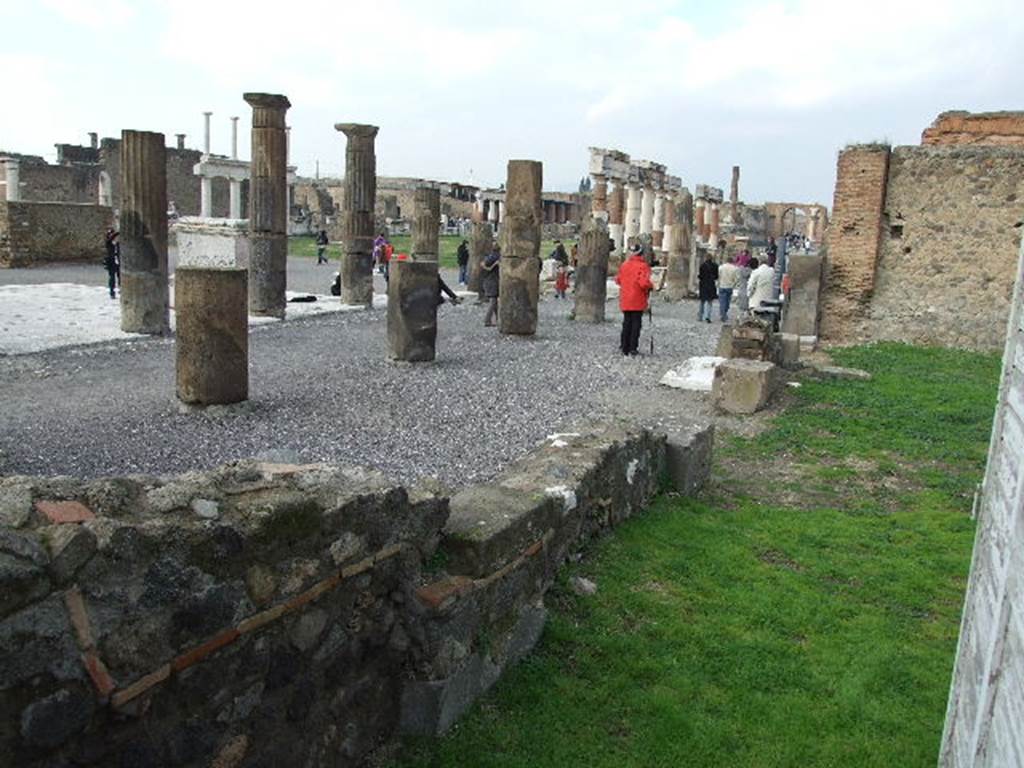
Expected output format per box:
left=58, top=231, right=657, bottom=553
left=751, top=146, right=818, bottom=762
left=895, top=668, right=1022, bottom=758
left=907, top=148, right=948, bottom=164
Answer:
left=730, top=165, right=740, bottom=223
left=664, top=191, right=692, bottom=301
left=574, top=218, right=609, bottom=323
left=388, top=259, right=438, bottom=362
left=334, top=122, right=378, bottom=307
left=412, top=187, right=440, bottom=258
left=591, top=173, right=608, bottom=221
left=640, top=185, right=655, bottom=235
left=245, top=93, right=290, bottom=318
left=625, top=183, right=642, bottom=247
left=498, top=160, right=542, bottom=336
left=3, top=158, right=20, bottom=202
left=694, top=199, right=706, bottom=243
left=661, top=196, right=677, bottom=258
left=467, top=221, right=493, bottom=295
left=608, top=181, right=625, bottom=258
left=119, top=130, right=169, bottom=334
left=652, top=191, right=666, bottom=249
left=709, top=203, right=720, bottom=246
left=176, top=267, right=248, bottom=405
left=472, top=192, right=484, bottom=223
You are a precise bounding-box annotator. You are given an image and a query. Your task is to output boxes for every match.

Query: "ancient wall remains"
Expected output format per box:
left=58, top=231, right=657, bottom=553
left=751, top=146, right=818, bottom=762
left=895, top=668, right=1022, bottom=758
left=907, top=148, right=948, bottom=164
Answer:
left=0, top=420, right=712, bottom=767
left=923, top=111, right=1024, bottom=147
left=939, top=238, right=1024, bottom=767
left=819, top=144, right=890, bottom=341
left=863, top=146, right=1024, bottom=349
left=0, top=201, right=113, bottom=267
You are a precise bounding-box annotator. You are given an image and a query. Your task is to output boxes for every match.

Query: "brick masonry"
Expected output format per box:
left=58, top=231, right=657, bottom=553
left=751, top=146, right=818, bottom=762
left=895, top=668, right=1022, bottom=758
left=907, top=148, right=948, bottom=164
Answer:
left=922, top=110, right=1024, bottom=148
left=0, top=201, right=113, bottom=267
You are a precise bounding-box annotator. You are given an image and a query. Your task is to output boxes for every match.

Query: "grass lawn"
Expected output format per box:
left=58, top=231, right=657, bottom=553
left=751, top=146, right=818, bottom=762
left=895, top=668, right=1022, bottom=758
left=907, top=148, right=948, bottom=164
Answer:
left=290, top=235, right=576, bottom=271
left=395, top=343, right=1001, bottom=768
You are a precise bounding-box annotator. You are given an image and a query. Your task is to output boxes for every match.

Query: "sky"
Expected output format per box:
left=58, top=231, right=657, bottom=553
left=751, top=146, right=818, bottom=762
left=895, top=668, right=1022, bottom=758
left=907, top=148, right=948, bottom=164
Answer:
left=1, top=0, right=1022, bottom=207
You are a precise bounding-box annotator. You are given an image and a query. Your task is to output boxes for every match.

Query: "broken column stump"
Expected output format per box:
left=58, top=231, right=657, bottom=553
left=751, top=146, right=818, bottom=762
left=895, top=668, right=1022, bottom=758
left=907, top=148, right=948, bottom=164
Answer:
left=467, top=221, right=493, bottom=296
left=387, top=260, right=438, bottom=362
left=175, top=267, right=248, bottom=405
left=712, top=359, right=779, bottom=415
left=499, top=160, right=542, bottom=336
left=574, top=217, right=609, bottom=323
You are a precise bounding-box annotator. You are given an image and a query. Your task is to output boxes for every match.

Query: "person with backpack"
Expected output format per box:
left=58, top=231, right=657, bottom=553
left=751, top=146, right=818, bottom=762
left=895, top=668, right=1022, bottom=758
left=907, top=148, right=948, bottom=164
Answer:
left=315, top=229, right=329, bottom=264
left=481, top=244, right=501, bottom=327
left=456, top=239, right=470, bottom=285
left=615, top=243, right=653, bottom=355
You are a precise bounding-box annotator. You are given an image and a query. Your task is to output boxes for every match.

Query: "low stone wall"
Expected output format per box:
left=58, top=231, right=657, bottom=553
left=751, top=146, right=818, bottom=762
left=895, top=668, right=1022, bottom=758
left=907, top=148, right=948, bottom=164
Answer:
left=0, top=420, right=712, bottom=766
left=0, top=201, right=113, bottom=267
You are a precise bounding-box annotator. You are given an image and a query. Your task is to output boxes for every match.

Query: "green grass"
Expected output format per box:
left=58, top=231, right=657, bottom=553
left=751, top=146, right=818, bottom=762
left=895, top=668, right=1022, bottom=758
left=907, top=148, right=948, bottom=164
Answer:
left=395, top=343, right=1000, bottom=768
left=290, top=235, right=575, bottom=271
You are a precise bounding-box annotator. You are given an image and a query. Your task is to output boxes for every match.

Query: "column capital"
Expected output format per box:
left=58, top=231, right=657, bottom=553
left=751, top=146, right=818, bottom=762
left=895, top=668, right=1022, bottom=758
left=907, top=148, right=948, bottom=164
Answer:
left=243, top=93, right=291, bottom=110
left=334, top=123, right=379, bottom=139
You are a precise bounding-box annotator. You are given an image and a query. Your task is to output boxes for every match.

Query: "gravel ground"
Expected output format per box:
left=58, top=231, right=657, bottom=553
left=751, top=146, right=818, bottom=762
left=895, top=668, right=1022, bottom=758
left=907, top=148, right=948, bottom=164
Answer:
left=0, top=265, right=720, bottom=488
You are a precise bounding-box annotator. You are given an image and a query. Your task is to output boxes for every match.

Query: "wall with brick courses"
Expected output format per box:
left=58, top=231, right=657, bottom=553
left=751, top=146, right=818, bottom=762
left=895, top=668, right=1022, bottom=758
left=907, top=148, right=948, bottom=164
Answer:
left=862, top=146, right=1024, bottom=350
left=923, top=111, right=1024, bottom=148
left=18, top=162, right=101, bottom=204
left=819, top=145, right=890, bottom=341
left=0, top=201, right=113, bottom=267
left=939, top=238, right=1024, bottom=767
left=0, top=420, right=712, bottom=766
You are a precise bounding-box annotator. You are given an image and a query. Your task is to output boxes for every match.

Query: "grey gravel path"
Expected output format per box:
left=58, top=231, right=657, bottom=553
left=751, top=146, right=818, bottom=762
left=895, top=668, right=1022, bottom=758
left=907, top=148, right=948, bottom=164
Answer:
left=0, top=288, right=719, bottom=488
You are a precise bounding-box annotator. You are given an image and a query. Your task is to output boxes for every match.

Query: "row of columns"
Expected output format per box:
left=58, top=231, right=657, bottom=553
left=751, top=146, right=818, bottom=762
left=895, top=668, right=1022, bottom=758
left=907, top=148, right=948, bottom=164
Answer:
left=198, top=111, right=280, bottom=220
left=694, top=199, right=721, bottom=246
left=475, top=197, right=576, bottom=227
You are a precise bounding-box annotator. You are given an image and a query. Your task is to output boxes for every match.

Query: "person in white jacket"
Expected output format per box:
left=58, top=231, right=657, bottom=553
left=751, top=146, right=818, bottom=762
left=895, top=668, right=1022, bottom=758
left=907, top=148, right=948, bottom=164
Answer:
left=747, top=257, right=775, bottom=310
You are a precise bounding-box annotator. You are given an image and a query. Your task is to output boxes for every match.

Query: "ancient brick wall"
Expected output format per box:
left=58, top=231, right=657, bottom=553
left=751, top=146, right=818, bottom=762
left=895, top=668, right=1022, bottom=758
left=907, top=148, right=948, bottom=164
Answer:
left=819, top=145, right=891, bottom=341
left=19, top=163, right=101, bottom=204
left=0, top=201, right=113, bottom=267
left=923, top=111, right=1024, bottom=147
left=0, top=422, right=712, bottom=766
left=939, top=239, right=1024, bottom=767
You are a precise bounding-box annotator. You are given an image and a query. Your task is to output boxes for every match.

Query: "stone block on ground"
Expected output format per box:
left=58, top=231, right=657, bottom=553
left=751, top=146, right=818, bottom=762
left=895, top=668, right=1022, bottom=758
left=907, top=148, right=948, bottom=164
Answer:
left=779, top=333, right=801, bottom=368
left=712, top=359, right=779, bottom=415
left=664, top=425, right=714, bottom=495
left=659, top=357, right=725, bottom=392
left=387, top=260, right=438, bottom=362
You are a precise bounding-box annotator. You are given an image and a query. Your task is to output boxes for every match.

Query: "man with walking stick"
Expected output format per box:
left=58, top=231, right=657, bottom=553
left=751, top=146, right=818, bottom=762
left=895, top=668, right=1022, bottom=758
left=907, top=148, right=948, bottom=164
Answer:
left=615, top=243, right=654, bottom=356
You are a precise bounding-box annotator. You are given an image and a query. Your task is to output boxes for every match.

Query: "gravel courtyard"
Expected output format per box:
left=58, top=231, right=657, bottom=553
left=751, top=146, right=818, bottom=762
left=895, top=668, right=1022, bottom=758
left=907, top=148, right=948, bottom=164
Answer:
left=0, top=269, right=719, bottom=488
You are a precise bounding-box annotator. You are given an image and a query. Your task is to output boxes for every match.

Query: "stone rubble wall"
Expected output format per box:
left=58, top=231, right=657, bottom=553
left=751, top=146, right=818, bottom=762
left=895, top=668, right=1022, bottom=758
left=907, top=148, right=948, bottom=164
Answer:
left=922, top=110, right=1024, bottom=147
left=0, top=420, right=712, bottom=766
left=0, top=201, right=114, bottom=267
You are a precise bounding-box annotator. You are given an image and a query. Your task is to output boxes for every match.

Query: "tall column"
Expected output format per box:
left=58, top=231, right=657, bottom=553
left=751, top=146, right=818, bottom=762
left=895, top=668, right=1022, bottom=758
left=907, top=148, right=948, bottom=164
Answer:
left=231, top=117, right=239, bottom=159
left=607, top=180, right=625, bottom=257
left=472, top=191, right=484, bottom=223
left=229, top=179, right=242, bottom=219
left=334, top=122, right=378, bottom=307
left=467, top=221, right=493, bottom=296
left=176, top=267, right=248, bottom=405
left=694, top=199, right=706, bottom=243
left=119, top=130, right=169, bottom=334
left=487, top=198, right=498, bottom=226
left=640, top=185, right=655, bottom=235
left=664, top=190, right=692, bottom=301
left=246, top=92, right=291, bottom=318
left=652, top=191, right=666, bottom=249
left=203, top=111, right=212, bottom=155
left=3, top=158, right=20, bottom=202
left=285, top=126, right=292, bottom=231
left=573, top=218, right=609, bottom=323
left=730, top=165, right=740, bottom=223
left=709, top=202, right=720, bottom=247
left=494, top=200, right=502, bottom=228
left=200, top=176, right=212, bottom=217
left=624, top=183, right=642, bottom=246
left=412, top=186, right=440, bottom=258
left=591, top=173, right=607, bottom=220
left=661, top=195, right=676, bottom=257
left=498, top=160, right=542, bottom=336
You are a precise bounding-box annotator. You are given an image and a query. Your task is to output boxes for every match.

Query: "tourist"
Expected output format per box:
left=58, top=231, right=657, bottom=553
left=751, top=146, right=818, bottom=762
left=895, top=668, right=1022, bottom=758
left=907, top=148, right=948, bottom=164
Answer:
left=103, top=228, right=120, bottom=299
left=747, top=257, right=775, bottom=309
left=482, top=244, right=501, bottom=327
left=735, top=245, right=751, bottom=268
left=456, top=239, right=470, bottom=285
left=373, top=232, right=387, bottom=274
left=438, top=275, right=462, bottom=305
left=765, top=236, right=777, bottom=267
left=551, top=241, right=569, bottom=265
left=615, top=243, right=653, bottom=355
left=697, top=250, right=718, bottom=323
left=554, top=262, right=570, bottom=299
left=315, top=229, right=329, bottom=264
left=570, top=242, right=579, bottom=268
left=717, top=256, right=740, bottom=322
left=382, top=238, right=394, bottom=282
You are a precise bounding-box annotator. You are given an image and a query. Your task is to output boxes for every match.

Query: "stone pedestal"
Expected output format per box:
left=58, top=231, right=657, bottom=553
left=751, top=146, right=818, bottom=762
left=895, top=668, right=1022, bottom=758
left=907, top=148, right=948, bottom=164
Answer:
left=174, top=218, right=250, bottom=268
left=712, top=359, right=779, bottom=415
left=175, top=267, right=248, bottom=405
left=413, top=187, right=440, bottom=258
left=120, top=130, right=169, bottom=334
left=574, top=218, right=609, bottom=323
left=499, top=160, right=542, bottom=336
left=664, top=191, right=692, bottom=301
left=781, top=254, right=824, bottom=337
left=245, top=92, right=290, bottom=318
left=335, top=123, right=378, bottom=307
left=387, top=260, right=438, bottom=362
left=467, top=222, right=493, bottom=295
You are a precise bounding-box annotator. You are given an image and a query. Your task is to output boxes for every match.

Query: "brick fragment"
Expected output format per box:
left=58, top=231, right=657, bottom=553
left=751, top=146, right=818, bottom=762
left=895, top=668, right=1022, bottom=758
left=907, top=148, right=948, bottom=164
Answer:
left=341, top=555, right=374, bottom=579
left=171, top=628, right=240, bottom=674
left=523, top=539, right=543, bottom=558
left=110, top=664, right=170, bottom=709
left=283, top=573, right=342, bottom=613
left=237, top=603, right=288, bottom=635
left=415, top=575, right=473, bottom=611
left=35, top=500, right=94, bottom=524
left=82, top=651, right=117, bottom=697
left=374, top=542, right=404, bottom=563
left=63, top=586, right=94, bottom=650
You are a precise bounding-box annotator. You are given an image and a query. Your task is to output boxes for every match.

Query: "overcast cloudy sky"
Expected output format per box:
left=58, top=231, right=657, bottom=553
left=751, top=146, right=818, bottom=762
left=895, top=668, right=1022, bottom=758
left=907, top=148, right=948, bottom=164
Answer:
left=2, top=0, right=1021, bottom=206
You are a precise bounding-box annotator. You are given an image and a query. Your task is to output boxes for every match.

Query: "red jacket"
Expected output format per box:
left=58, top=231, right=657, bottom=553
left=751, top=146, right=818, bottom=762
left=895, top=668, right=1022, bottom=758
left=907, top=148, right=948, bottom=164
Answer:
left=616, top=254, right=653, bottom=312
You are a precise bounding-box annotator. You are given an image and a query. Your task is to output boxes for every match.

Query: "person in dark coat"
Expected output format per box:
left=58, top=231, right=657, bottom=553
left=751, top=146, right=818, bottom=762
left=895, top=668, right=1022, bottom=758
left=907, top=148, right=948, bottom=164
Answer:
left=103, top=228, right=120, bottom=299
left=698, top=251, right=718, bottom=323
left=456, top=240, right=470, bottom=285
left=481, top=244, right=501, bottom=327
left=316, top=229, right=329, bottom=264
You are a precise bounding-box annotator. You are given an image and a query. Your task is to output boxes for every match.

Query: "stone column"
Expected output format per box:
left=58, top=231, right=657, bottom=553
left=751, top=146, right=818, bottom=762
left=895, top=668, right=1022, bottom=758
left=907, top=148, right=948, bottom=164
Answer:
left=652, top=191, right=666, bottom=249
left=175, top=134, right=186, bottom=150
left=661, top=195, right=677, bottom=258
left=694, top=199, right=706, bottom=243
left=494, top=200, right=502, bottom=228
left=709, top=203, right=720, bottom=247
left=472, top=191, right=484, bottom=223
left=499, top=160, right=542, bottom=336
left=203, top=111, right=212, bottom=155
left=640, top=185, right=655, bottom=235
left=730, top=165, right=740, bottom=222
left=246, top=92, right=291, bottom=317
left=334, top=122, right=377, bottom=307
left=387, top=260, right=438, bottom=362
left=574, top=218, right=609, bottom=323
left=229, top=179, right=242, bottom=219
left=625, top=183, right=642, bottom=246
left=467, top=221, right=493, bottom=296
left=119, top=130, right=169, bottom=334
left=607, top=180, right=625, bottom=257
left=231, top=116, right=239, bottom=159
left=89, top=132, right=98, bottom=150
left=200, top=176, right=212, bottom=217
left=3, top=157, right=20, bottom=202
left=806, top=209, right=816, bottom=241
left=175, top=267, right=248, bottom=405
left=591, top=173, right=607, bottom=220
left=487, top=199, right=498, bottom=226
left=664, top=190, right=692, bottom=301
left=412, top=186, right=440, bottom=258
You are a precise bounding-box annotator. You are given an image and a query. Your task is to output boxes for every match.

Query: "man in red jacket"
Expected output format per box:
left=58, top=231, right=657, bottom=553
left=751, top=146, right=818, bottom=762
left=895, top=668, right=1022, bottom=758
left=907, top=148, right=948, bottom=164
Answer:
left=615, top=244, right=654, bottom=356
